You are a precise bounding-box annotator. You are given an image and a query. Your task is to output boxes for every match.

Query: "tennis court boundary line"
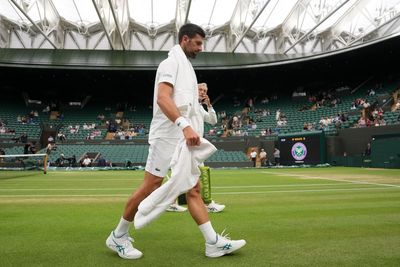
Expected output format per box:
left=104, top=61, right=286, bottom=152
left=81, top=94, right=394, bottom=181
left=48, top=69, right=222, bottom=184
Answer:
left=261, top=171, right=400, bottom=188
left=0, top=186, right=398, bottom=198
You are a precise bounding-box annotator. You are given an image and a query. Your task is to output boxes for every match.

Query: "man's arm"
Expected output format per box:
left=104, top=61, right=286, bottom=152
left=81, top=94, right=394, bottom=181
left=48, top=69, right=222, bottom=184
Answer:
left=157, top=82, right=200, bottom=146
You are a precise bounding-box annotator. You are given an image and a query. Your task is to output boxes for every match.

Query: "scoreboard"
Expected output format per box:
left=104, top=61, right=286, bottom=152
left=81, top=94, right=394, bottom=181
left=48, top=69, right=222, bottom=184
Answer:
left=279, top=132, right=326, bottom=165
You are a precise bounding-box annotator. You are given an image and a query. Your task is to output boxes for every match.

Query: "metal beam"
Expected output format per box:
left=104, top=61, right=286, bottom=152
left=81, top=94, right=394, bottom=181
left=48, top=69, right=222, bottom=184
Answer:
left=158, top=33, right=172, bottom=50
left=68, top=31, right=81, bottom=49
left=210, top=34, right=224, bottom=52
left=12, top=30, right=26, bottom=48
left=184, top=0, right=192, bottom=24
left=91, top=0, right=115, bottom=50
left=261, top=36, right=273, bottom=53
left=93, top=32, right=106, bottom=49
left=231, top=0, right=272, bottom=52
left=107, top=0, right=126, bottom=50
left=133, top=32, right=147, bottom=50
left=284, top=0, right=350, bottom=54
left=9, top=0, right=58, bottom=49
left=349, top=12, right=400, bottom=45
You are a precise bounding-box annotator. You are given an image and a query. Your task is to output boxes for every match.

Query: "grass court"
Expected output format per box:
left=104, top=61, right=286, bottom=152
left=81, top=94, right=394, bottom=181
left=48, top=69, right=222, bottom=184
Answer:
left=0, top=167, right=399, bottom=266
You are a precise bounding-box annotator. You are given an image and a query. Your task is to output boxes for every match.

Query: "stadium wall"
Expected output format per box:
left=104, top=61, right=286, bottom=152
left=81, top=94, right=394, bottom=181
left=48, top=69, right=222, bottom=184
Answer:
left=334, top=125, right=400, bottom=156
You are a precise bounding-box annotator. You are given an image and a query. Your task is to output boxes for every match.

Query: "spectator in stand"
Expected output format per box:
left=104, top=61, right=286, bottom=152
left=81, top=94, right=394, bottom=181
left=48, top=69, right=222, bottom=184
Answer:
left=55, top=154, right=66, bottom=167
left=275, top=109, right=281, bottom=121
left=29, top=142, right=37, bottom=154
left=20, top=133, right=28, bottom=143
left=42, top=105, right=50, bottom=114
left=368, top=88, right=376, bottom=96
left=81, top=155, right=91, bottom=167
left=358, top=117, right=366, bottom=127
left=57, top=132, right=66, bottom=142
left=97, top=155, right=107, bottom=167
left=67, top=155, right=77, bottom=167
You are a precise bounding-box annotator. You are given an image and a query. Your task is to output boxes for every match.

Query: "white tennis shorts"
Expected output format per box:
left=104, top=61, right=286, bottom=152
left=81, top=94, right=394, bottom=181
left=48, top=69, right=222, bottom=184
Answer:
left=145, top=138, right=180, bottom=177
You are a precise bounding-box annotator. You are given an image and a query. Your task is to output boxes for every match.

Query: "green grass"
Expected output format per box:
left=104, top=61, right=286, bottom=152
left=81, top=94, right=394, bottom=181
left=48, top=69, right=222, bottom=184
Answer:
left=0, top=167, right=399, bottom=266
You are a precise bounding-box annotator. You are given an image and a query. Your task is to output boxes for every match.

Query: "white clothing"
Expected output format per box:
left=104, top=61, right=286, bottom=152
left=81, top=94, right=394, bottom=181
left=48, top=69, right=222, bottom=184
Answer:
left=250, top=151, right=257, bottom=159
left=149, top=45, right=198, bottom=141
left=82, top=158, right=91, bottom=166
left=145, top=138, right=179, bottom=177
left=191, top=103, right=217, bottom=137
left=134, top=138, right=217, bottom=229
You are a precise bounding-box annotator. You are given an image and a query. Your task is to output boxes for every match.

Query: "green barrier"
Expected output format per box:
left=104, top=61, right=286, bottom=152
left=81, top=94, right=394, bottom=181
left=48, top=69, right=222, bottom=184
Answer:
left=199, top=166, right=212, bottom=204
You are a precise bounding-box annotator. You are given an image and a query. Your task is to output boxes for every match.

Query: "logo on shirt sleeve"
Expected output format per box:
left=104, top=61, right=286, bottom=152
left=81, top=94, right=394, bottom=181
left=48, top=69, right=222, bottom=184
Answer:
left=162, top=73, right=173, bottom=78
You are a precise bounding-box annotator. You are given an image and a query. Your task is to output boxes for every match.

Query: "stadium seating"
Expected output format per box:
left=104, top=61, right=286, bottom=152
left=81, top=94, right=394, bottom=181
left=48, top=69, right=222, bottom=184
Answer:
left=38, top=144, right=249, bottom=165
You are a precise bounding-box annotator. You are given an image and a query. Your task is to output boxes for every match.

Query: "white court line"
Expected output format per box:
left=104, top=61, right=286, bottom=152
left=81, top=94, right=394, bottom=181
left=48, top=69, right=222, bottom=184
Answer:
left=213, top=183, right=354, bottom=189
left=0, top=183, right=365, bottom=191
left=261, top=171, right=400, bottom=188
left=0, top=186, right=398, bottom=198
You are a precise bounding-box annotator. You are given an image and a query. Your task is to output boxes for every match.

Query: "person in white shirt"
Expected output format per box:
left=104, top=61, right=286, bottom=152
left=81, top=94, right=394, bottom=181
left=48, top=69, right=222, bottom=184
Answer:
left=259, top=149, right=267, bottom=166
left=82, top=155, right=91, bottom=167
left=168, top=83, right=225, bottom=213
left=250, top=149, right=257, bottom=167
left=106, top=23, right=245, bottom=260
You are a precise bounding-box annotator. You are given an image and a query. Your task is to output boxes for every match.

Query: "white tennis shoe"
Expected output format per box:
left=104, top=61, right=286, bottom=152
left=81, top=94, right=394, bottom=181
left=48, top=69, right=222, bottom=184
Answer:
left=166, top=203, right=187, bottom=212
left=205, top=230, right=246, bottom=258
left=106, top=231, right=143, bottom=259
left=206, top=200, right=226, bottom=213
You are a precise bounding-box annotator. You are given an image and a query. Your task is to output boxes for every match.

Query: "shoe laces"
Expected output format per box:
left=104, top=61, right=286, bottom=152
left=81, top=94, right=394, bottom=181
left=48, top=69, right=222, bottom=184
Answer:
left=220, top=229, right=231, bottom=240
left=121, top=235, right=134, bottom=246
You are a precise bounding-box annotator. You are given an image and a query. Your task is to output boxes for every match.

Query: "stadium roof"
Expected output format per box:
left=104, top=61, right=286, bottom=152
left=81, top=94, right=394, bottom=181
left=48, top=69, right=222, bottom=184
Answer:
left=1, top=0, right=400, bottom=55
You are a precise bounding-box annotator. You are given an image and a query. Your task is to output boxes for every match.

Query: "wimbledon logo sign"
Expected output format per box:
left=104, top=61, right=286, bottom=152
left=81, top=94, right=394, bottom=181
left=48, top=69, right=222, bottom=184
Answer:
left=291, top=142, right=307, bottom=161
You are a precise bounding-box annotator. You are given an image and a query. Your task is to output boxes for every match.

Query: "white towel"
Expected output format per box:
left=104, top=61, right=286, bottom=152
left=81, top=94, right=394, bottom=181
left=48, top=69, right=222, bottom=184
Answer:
left=134, top=138, right=217, bottom=229
left=168, top=45, right=199, bottom=118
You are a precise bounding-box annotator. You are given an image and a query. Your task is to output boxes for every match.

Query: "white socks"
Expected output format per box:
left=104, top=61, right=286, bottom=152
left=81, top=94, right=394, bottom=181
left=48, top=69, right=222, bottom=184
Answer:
left=114, top=217, right=132, bottom=237
left=199, top=221, right=217, bottom=244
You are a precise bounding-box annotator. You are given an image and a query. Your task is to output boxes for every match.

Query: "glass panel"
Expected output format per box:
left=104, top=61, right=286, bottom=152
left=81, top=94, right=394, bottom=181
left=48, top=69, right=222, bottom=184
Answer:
left=0, top=1, right=23, bottom=22
left=251, top=0, right=297, bottom=31
left=129, top=0, right=176, bottom=26
left=52, top=0, right=99, bottom=24
left=188, top=0, right=238, bottom=27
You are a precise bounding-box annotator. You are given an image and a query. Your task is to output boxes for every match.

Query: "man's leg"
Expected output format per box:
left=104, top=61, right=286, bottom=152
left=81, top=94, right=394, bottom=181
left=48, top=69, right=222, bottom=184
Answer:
left=186, top=181, right=210, bottom=225
left=122, top=171, right=163, bottom=221
left=106, top=171, right=163, bottom=259
left=187, top=181, right=246, bottom=257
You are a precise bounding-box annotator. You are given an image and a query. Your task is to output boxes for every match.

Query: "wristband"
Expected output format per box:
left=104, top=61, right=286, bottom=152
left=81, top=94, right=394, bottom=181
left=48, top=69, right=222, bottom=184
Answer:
left=175, top=116, right=190, bottom=130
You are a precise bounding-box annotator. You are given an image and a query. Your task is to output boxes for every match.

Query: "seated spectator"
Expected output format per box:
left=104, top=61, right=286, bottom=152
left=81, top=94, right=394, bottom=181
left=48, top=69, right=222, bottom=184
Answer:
left=81, top=155, right=91, bottom=167
left=57, top=132, right=66, bottom=142
left=97, top=155, right=107, bottom=167
left=67, top=155, right=77, bottom=167
left=358, top=117, right=366, bottom=127
left=29, top=143, right=37, bottom=154
left=368, top=88, right=376, bottom=96
left=42, top=105, right=50, bottom=114
left=55, top=154, right=66, bottom=167
left=261, top=97, right=269, bottom=104
left=20, top=133, right=28, bottom=143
